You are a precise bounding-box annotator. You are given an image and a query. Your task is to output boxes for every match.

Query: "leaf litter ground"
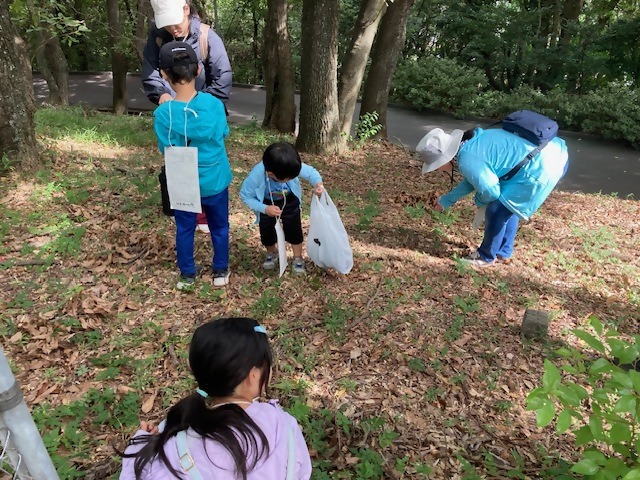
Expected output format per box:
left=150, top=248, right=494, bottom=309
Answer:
left=0, top=109, right=638, bottom=479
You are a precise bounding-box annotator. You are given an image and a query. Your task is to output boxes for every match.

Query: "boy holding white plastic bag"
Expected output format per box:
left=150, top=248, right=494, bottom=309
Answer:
left=239, top=142, right=323, bottom=275
left=154, top=41, right=232, bottom=289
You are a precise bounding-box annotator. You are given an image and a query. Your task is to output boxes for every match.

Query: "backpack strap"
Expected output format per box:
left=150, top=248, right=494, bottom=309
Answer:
left=286, top=423, right=296, bottom=480
left=175, top=430, right=204, bottom=480
left=198, top=23, right=210, bottom=61
left=500, top=141, right=547, bottom=182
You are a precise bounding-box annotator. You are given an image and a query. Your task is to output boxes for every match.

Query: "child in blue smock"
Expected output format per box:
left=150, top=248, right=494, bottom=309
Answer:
left=154, top=41, right=232, bottom=289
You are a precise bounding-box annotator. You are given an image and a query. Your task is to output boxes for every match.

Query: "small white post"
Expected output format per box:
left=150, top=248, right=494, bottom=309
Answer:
left=0, top=348, right=59, bottom=480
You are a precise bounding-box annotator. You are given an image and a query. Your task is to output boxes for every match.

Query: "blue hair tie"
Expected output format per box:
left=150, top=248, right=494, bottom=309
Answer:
left=196, top=388, right=208, bottom=398
left=254, top=325, right=267, bottom=334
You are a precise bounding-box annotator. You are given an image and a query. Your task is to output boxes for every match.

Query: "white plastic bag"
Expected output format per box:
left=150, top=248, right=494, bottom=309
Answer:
left=472, top=206, right=486, bottom=232
left=306, top=191, right=353, bottom=274
left=275, top=218, right=287, bottom=277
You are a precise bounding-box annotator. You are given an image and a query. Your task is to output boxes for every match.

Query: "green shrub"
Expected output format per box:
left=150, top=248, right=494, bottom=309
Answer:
left=391, top=56, right=487, bottom=117
left=472, top=84, right=640, bottom=148
left=526, top=316, right=640, bottom=479
left=580, top=85, right=640, bottom=148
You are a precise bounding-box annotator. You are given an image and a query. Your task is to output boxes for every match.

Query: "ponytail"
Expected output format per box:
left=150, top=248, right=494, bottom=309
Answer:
left=126, top=393, right=269, bottom=480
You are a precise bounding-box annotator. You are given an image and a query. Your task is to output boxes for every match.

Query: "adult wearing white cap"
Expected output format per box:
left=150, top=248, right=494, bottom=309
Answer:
left=142, top=0, right=232, bottom=106
left=143, top=0, right=232, bottom=232
left=417, top=125, right=569, bottom=266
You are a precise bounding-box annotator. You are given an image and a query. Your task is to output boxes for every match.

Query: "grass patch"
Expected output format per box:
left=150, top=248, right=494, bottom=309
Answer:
left=0, top=106, right=638, bottom=478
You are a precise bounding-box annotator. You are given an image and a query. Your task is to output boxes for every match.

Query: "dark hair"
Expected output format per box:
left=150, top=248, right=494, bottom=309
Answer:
left=123, top=318, right=273, bottom=480
left=161, top=52, right=198, bottom=84
left=462, top=129, right=475, bottom=142
left=262, top=142, right=302, bottom=181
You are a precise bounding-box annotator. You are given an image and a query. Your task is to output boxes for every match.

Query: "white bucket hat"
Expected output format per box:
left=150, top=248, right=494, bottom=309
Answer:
left=417, top=128, right=464, bottom=174
left=151, top=0, right=186, bottom=28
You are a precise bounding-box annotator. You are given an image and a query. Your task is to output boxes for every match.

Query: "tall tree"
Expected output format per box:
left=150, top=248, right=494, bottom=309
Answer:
left=263, top=0, right=296, bottom=133
left=107, top=0, right=129, bottom=114
left=359, top=0, right=415, bottom=138
left=134, top=0, right=153, bottom=63
left=337, top=0, right=386, bottom=137
left=296, top=0, right=341, bottom=154
left=0, top=1, right=39, bottom=171
left=27, top=1, right=69, bottom=106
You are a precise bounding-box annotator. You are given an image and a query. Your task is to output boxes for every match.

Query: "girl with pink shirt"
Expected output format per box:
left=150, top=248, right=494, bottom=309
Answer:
left=120, top=317, right=312, bottom=479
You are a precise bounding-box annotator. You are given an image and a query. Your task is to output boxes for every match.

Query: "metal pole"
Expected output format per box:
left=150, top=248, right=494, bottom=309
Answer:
left=0, top=416, right=26, bottom=477
left=0, top=349, right=59, bottom=480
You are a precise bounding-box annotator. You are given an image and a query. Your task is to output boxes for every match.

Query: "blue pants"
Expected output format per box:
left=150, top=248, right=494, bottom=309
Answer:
left=477, top=200, right=519, bottom=262
left=174, top=188, right=229, bottom=276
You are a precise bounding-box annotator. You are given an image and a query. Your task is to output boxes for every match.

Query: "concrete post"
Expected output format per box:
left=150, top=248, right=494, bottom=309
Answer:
left=0, top=348, right=59, bottom=479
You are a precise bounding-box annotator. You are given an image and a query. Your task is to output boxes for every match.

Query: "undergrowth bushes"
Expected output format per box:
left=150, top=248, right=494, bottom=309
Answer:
left=392, top=57, right=487, bottom=117
left=391, top=57, right=640, bottom=148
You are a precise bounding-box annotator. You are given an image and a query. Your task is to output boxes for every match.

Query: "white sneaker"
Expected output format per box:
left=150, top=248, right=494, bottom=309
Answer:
left=213, top=269, right=230, bottom=287
left=262, top=254, right=278, bottom=270
left=461, top=250, right=494, bottom=267
left=196, top=223, right=210, bottom=234
left=292, top=257, right=306, bottom=275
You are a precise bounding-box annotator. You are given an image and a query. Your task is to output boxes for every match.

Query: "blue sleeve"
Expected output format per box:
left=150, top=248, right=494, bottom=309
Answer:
left=141, top=29, right=171, bottom=105
left=203, top=29, right=232, bottom=103
left=298, top=163, right=322, bottom=186
left=154, top=110, right=169, bottom=155
left=239, top=165, right=267, bottom=214
left=208, top=97, right=229, bottom=140
left=458, top=154, right=501, bottom=205
left=439, top=180, right=475, bottom=209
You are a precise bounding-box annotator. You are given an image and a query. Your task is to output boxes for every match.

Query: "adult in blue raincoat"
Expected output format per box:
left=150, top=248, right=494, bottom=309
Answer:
left=418, top=126, right=569, bottom=266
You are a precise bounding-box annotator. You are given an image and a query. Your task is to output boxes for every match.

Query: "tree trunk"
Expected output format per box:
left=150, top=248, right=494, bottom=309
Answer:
left=134, top=0, right=152, bottom=64
left=337, top=0, right=386, bottom=138
left=359, top=0, right=415, bottom=139
left=263, top=0, right=296, bottom=133
left=559, top=0, right=583, bottom=47
left=107, top=0, right=129, bottom=115
left=296, top=0, right=341, bottom=154
left=27, top=0, right=69, bottom=105
left=44, top=33, right=69, bottom=105
left=253, top=8, right=261, bottom=83
left=0, top=2, right=39, bottom=171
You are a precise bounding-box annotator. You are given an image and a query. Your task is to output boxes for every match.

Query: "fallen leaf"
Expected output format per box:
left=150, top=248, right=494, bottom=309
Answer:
left=141, top=391, right=157, bottom=414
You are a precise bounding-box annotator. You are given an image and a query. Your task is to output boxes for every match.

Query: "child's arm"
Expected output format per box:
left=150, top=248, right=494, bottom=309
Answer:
left=291, top=419, right=313, bottom=479
left=299, top=163, right=323, bottom=194
left=153, top=110, right=170, bottom=155
left=239, top=165, right=269, bottom=214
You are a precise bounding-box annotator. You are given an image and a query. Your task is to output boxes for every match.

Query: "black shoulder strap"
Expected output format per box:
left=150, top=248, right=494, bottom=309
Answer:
left=500, top=141, right=548, bottom=182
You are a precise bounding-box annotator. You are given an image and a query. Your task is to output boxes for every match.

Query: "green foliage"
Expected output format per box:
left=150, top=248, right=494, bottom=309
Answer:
left=393, top=57, right=487, bottom=117
left=11, top=0, right=90, bottom=46
left=526, top=317, right=640, bottom=479
left=354, top=112, right=383, bottom=145
left=472, top=83, right=640, bottom=148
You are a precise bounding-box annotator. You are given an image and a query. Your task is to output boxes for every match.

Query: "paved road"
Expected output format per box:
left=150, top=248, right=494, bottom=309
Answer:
left=33, top=73, right=640, bottom=197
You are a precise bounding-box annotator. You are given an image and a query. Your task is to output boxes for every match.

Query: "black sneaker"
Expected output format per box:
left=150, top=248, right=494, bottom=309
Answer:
left=213, top=269, right=231, bottom=287
left=176, top=266, right=202, bottom=290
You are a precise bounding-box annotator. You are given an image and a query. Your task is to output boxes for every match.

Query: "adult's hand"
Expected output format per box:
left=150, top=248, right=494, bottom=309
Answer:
left=159, top=93, right=173, bottom=105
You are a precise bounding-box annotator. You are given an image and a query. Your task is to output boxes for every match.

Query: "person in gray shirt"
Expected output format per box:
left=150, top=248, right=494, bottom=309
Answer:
left=142, top=0, right=232, bottom=106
